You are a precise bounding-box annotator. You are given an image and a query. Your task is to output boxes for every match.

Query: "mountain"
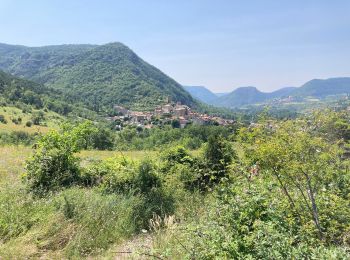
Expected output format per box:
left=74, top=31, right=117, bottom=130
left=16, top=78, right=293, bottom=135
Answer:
left=293, top=78, right=350, bottom=97
left=213, top=86, right=267, bottom=108
left=0, top=42, right=196, bottom=111
left=213, top=77, right=350, bottom=108
left=215, top=92, right=229, bottom=97
left=268, top=87, right=297, bottom=99
left=184, top=85, right=298, bottom=108
left=183, top=86, right=218, bottom=104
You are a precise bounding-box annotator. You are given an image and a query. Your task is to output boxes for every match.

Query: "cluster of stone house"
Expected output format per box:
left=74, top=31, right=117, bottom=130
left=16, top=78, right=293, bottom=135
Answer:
left=110, top=102, right=234, bottom=129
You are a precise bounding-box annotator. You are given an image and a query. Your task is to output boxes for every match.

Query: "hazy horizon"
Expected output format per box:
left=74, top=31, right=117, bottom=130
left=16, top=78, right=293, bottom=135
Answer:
left=1, top=0, right=350, bottom=92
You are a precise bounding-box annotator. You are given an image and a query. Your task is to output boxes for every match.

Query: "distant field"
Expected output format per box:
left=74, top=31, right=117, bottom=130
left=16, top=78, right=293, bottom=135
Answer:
left=0, top=106, right=62, bottom=134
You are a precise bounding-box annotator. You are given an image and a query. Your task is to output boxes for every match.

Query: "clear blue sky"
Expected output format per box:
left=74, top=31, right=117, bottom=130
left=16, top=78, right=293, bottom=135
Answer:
left=1, top=0, right=350, bottom=92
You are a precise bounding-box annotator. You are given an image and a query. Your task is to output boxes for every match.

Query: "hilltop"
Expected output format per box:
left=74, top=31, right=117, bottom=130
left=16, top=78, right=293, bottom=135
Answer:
left=293, top=77, right=350, bottom=97
left=0, top=42, right=196, bottom=111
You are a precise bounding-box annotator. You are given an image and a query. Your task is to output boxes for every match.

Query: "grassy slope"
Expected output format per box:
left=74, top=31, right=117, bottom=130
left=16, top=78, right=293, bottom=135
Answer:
left=0, top=106, right=62, bottom=134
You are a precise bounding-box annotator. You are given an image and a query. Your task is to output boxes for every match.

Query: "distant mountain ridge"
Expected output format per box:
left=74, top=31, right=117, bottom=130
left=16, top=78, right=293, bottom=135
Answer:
left=292, top=78, right=350, bottom=97
left=185, top=78, right=350, bottom=108
left=183, top=86, right=218, bottom=103
left=0, top=42, right=196, bottom=111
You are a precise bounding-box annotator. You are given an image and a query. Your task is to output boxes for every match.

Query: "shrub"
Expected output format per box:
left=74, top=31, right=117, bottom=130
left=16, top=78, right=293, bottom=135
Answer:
left=161, top=145, right=194, bottom=168
left=11, top=117, right=21, bottom=125
left=82, top=158, right=175, bottom=229
left=171, top=119, right=181, bottom=128
left=0, top=114, right=7, bottom=124
left=202, top=134, right=235, bottom=184
left=25, top=121, right=32, bottom=127
left=0, top=131, right=35, bottom=146
left=31, top=111, right=45, bottom=125
left=90, top=126, right=115, bottom=150
left=154, top=180, right=350, bottom=259
left=24, top=130, right=81, bottom=195
left=23, top=122, right=118, bottom=195
left=84, top=157, right=137, bottom=193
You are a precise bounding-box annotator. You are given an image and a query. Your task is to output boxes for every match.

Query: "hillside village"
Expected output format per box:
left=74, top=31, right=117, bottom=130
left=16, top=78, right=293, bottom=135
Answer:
left=109, top=100, right=235, bottom=130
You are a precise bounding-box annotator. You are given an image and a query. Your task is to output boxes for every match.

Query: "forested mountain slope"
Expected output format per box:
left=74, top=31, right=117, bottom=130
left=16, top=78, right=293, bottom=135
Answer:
left=0, top=43, right=196, bottom=110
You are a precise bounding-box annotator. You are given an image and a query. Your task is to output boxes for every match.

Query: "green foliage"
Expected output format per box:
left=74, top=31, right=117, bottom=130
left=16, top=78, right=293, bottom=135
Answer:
left=161, top=145, right=194, bottom=167
left=238, top=114, right=350, bottom=243
left=204, top=134, right=234, bottom=176
left=159, top=180, right=350, bottom=259
left=0, top=70, right=98, bottom=120
left=61, top=121, right=115, bottom=150
left=160, top=140, right=235, bottom=190
left=24, top=130, right=81, bottom=195
left=171, top=119, right=181, bottom=128
left=0, top=184, right=52, bottom=242
left=25, top=121, right=32, bottom=127
left=0, top=114, right=7, bottom=124
left=0, top=131, right=36, bottom=145
left=4, top=108, right=350, bottom=258
left=82, top=158, right=175, bottom=229
left=115, top=124, right=232, bottom=150
left=152, top=110, right=350, bottom=259
left=52, top=188, right=141, bottom=257
left=23, top=122, right=111, bottom=195
left=31, top=110, right=45, bottom=125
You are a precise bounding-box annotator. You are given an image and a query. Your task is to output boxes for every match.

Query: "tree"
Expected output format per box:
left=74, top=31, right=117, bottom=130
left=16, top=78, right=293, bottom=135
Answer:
left=24, top=131, right=81, bottom=196
left=203, top=134, right=235, bottom=183
left=243, top=120, right=344, bottom=239
left=23, top=122, right=100, bottom=195
left=171, top=119, right=181, bottom=128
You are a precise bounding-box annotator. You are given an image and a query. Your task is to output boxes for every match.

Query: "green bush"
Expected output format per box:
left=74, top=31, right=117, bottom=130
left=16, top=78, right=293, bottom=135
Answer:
left=161, top=145, right=194, bottom=169
left=82, top=158, right=175, bottom=229
left=0, top=114, right=7, bottom=124
left=0, top=131, right=35, bottom=146
left=24, top=130, right=81, bottom=195
left=31, top=111, right=45, bottom=125
left=11, top=117, right=22, bottom=125
left=155, top=181, right=350, bottom=259
left=23, top=122, right=116, bottom=195
left=86, top=157, right=137, bottom=193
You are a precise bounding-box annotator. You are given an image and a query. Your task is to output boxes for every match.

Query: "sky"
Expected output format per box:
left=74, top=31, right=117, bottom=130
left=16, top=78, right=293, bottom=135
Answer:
left=1, top=0, right=350, bottom=92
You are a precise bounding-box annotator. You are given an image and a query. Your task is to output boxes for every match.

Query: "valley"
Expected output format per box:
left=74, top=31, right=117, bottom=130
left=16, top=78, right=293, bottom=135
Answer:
left=1, top=10, right=350, bottom=258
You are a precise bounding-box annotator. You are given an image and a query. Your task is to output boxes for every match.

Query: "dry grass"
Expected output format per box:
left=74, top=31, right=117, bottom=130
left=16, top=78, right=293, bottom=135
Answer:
left=0, top=145, right=32, bottom=184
